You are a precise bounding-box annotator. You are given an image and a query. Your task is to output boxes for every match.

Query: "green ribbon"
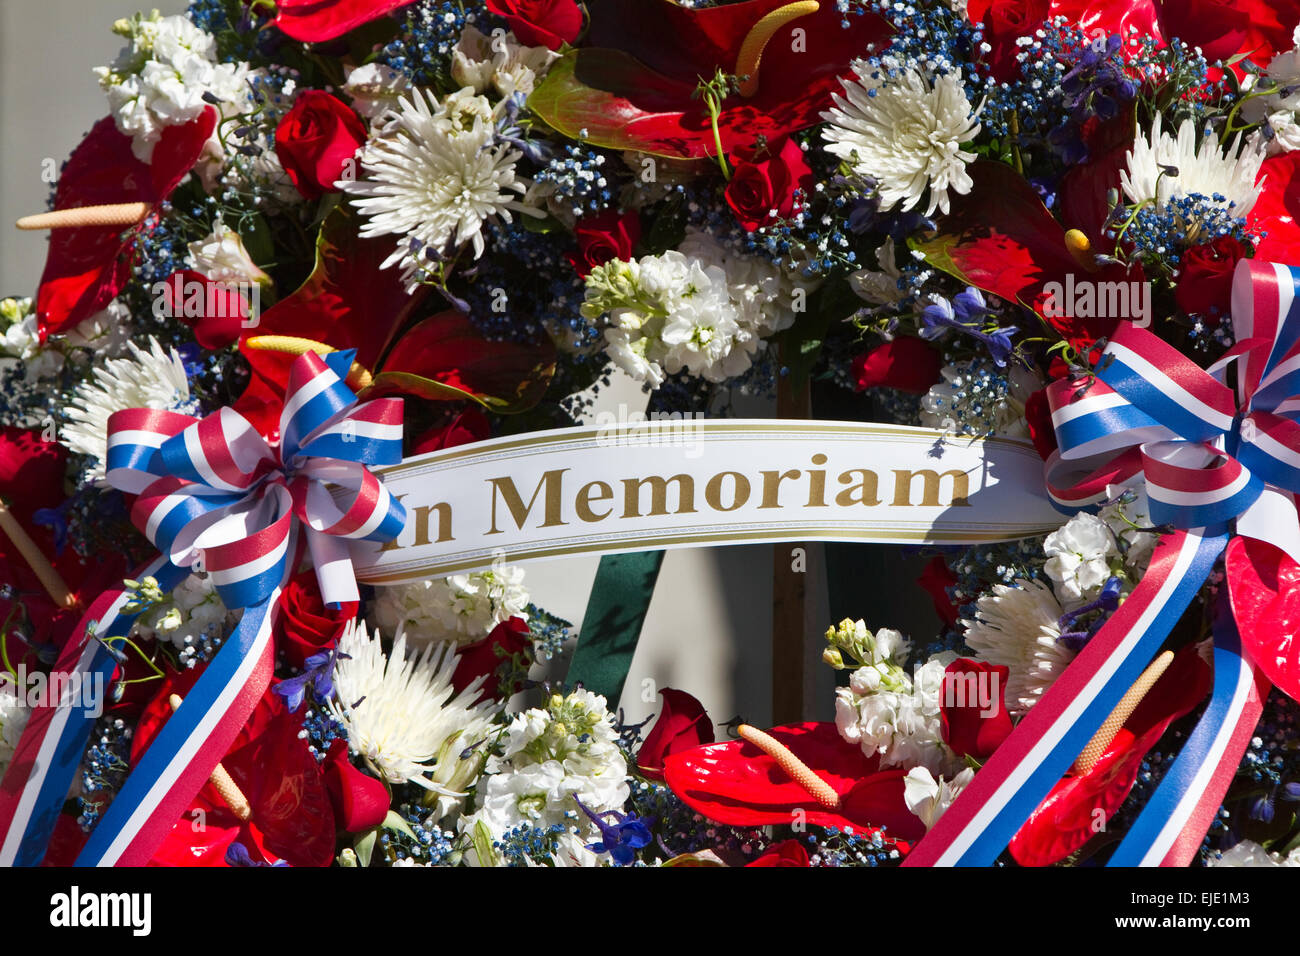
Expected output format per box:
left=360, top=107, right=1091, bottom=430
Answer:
left=566, top=550, right=665, bottom=703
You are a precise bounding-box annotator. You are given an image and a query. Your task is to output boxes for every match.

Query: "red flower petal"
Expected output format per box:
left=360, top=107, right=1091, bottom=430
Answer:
left=324, top=739, right=391, bottom=832
left=636, top=687, right=715, bottom=781
left=851, top=337, right=942, bottom=395
left=1226, top=536, right=1300, bottom=702
left=745, top=838, right=810, bottom=867
left=275, top=0, right=418, bottom=42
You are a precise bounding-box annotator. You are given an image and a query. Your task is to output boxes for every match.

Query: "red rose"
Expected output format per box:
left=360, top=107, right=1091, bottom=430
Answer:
left=1024, top=387, right=1058, bottom=461
left=568, top=209, right=641, bottom=278
left=486, top=0, right=582, bottom=50
left=746, top=839, right=810, bottom=867
left=274, top=91, right=368, bottom=201
left=452, top=616, right=533, bottom=703
left=939, top=659, right=1013, bottom=760
left=636, top=688, right=715, bottom=782
left=324, top=739, right=391, bottom=832
left=412, top=407, right=491, bottom=455
left=724, top=138, right=814, bottom=232
left=1175, top=236, right=1245, bottom=321
left=275, top=571, right=352, bottom=669
left=160, top=270, right=249, bottom=350
left=851, top=337, right=942, bottom=395
left=916, top=555, right=961, bottom=627
left=968, top=0, right=1051, bottom=81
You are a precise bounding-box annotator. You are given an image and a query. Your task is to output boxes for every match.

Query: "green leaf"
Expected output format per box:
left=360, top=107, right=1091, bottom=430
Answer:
left=382, top=809, right=418, bottom=841
left=354, top=827, right=378, bottom=868
left=775, top=276, right=861, bottom=389
left=470, top=820, right=499, bottom=868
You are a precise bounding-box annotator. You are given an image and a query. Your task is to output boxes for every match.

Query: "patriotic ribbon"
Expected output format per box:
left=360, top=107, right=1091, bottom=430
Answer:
left=0, top=349, right=406, bottom=866
left=907, top=259, right=1300, bottom=867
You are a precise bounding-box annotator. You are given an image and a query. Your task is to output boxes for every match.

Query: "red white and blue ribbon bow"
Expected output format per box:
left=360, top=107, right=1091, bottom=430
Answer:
left=0, top=349, right=405, bottom=866
left=907, top=259, right=1296, bottom=867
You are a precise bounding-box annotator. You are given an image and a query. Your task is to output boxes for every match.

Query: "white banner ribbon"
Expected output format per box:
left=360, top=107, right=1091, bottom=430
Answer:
left=349, top=420, right=1063, bottom=583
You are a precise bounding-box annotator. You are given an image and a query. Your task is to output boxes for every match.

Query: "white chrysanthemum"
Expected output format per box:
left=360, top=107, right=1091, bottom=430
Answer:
left=821, top=62, right=982, bottom=216
left=61, top=338, right=192, bottom=483
left=370, top=557, right=529, bottom=649
left=583, top=230, right=798, bottom=386
left=0, top=687, right=30, bottom=776
left=329, top=621, right=499, bottom=799
left=1121, top=114, right=1267, bottom=235
left=460, top=689, right=628, bottom=853
left=95, top=13, right=249, bottom=162
left=340, top=88, right=536, bottom=277
left=962, top=579, right=1074, bottom=716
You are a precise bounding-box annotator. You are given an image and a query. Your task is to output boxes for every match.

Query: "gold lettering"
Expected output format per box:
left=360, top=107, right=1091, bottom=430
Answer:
left=621, top=475, right=696, bottom=517
left=412, top=503, right=454, bottom=545
left=835, top=469, right=882, bottom=507
left=759, top=469, right=802, bottom=509
left=487, top=468, right=570, bottom=533
left=807, top=453, right=828, bottom=506
left=891, top=469, right=971, bottom=507
left=576, top=480, right=614, bottom=522
left=705, top=471, right=750, bottom=511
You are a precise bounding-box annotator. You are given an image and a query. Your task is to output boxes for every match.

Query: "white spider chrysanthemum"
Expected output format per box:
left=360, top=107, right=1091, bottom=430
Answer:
left=329, top=621, right=499, bottom=798
left=821, top=63, right=982, bottom=217
left=339, top=88, right=536, bottom=277
left=61, top=337, right=192, bottom=483
left=962, top=579, right=1075, bottom=717
left=1121, top=114, right=1267, bottom=230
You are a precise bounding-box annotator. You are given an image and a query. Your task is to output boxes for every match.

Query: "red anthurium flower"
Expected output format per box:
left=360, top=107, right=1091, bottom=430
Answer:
left=1008, top=645, right=1211, bottom=866
left=916, top=555, right=961, bottom=628
left=745, top=838, right=811, bottom=867
left=138, top=669, right=337, bottom=867
left=636, top=688, right=715, bottom=782
left=274, top=0, right=419, bottom=42
left=0, top=426, right=67, bottom=523
left=724, top=138, right=814, bottom=232
left=324, top=739, right=391, bottom=831
left=452, top=616, right=533, bottom=704
left=940, top=659, right=1013, bottom=760
left=1048, top=0, right=1165, bottom=55
left=663, top=721, right=926, bottom=843
left=275, top=570, right=354, bottom=670
left=968, top=0, right=1052, bottom=81
left=1225, top=536, right=1300, bottom=702
left=1157, top=0, right=1300, bottom=67
left=1250, top=151, right=1300, bottom=265
left=274, top=91, right=368, bottom=200
left=568, top=209, right=641, bottom=277
left=486, top=0, right=583, bottom=50
left=34, top=109, right=216, bottom=337
left=530, top=0, right=891, bottom=158
left=851, top=337, right=942, bottom=395
left=158, top=269, right=249, bottom=350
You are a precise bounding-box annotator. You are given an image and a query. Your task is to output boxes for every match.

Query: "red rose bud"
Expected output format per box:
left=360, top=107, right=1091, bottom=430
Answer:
left=916, top=555, right=961, bottom=627
left=412, top=407, right=491, bottom=455
left=159, top=270, right=249, bottom=350
left=486, top=0, right=582, bottom=50
left=568, top=209, right=641, bottom=278
left=636, top=687, right=715, bottom=781
left=745, top=838, right=811, bottom=867
left=452, top=616, right=533, bottom=703
left=324, top=739, right=391, bottom=832
left=274, top=90, right=368, bottom=201
left=275, top=570, right=353, bottom=669
left=967, top=0, right=1051, bottom=81
left=1175, top=236, right=1245, bottom=321
left=851, top=337, right=942, bottom=395
left=940, top=659, right=1013, bottom=760
left=724, top=138, right=814, bottom=232
left=1023, top=387, right=1058, bottom=461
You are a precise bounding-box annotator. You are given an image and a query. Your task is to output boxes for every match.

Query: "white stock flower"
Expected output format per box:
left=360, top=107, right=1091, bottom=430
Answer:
left=1121, top=115, right=1267, bottom=237
left=821, top=63, right=982, bottom=216
left=1208, top=840, right=1300, bottom=867
left=451, top=25, right=558, bottom=99
left=340, top=87, right=536, bottom=278
left=962, top=579, right=1073, bottom=716
left=328, top=622, right=500, bottom=798
left=370, top=557, right=529, bottom=649
left=902, top=765, right=974, bottom=831
left=1042, top=512, right=1119, bottom=607
left=130, top=573, right=235, bottom=661
left=61, top=338, right=193, bottom=483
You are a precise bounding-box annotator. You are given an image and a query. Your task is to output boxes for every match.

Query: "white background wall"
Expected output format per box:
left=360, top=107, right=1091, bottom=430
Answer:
left=0, top=0, right=944, bottom=732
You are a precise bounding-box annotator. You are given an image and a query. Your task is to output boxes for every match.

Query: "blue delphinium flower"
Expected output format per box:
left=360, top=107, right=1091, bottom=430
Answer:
left=919, top=287, right=1018, bottom=367
left=574, top=797, right=652, bottom=866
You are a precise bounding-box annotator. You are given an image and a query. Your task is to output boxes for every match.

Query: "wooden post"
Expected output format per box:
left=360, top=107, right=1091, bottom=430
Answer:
left=772, top=366, right=810, bottom=724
